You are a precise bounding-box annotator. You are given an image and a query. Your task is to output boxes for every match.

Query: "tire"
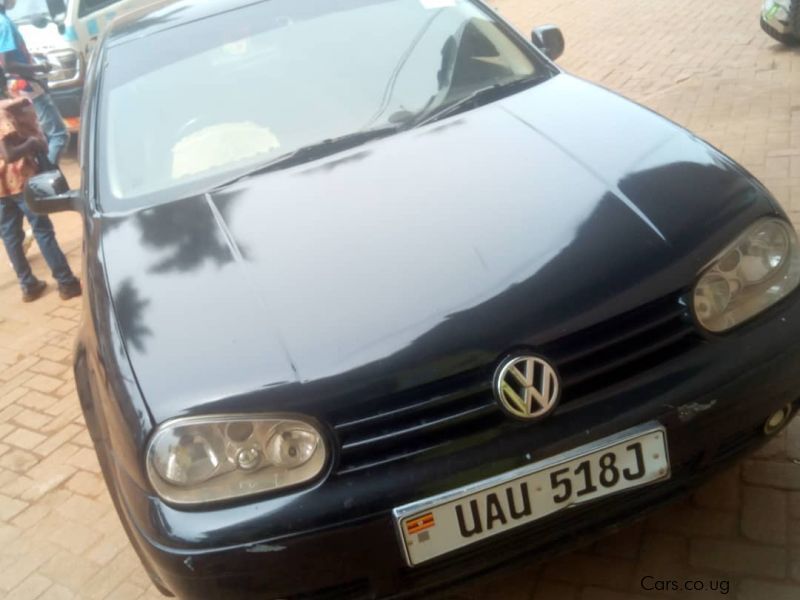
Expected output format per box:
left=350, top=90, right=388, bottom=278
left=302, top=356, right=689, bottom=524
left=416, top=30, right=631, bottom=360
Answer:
left=761, top=15, right=800, bottom=46
left=792, top=0, right=800, bottom=39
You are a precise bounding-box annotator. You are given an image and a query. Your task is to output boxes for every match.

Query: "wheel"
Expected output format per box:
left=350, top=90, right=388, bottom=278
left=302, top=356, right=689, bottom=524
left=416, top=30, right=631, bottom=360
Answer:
left=761, top=15, right=800, bottom=45
left=764, top=0, right=800, bottom=45
left=792, top=0, right=800, bottom=39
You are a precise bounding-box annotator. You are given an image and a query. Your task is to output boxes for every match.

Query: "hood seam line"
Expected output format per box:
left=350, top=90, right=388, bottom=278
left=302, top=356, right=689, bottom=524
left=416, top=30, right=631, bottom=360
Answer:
left=499, top=105, right=671, bottom=246
left=204, top=193, right=301, bottom=381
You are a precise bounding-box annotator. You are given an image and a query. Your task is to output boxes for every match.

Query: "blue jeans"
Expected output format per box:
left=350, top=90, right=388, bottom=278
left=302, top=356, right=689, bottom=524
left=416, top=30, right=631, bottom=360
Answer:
left=33, top=93, right=70, bottom=165
left=0, top=195, right=77, bottom=291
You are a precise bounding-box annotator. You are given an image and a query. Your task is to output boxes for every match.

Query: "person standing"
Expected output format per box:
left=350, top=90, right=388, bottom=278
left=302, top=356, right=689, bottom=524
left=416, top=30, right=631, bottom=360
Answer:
left=0, top=0, right=70, bottom=166
left=0, top=66, right=80, bottom=302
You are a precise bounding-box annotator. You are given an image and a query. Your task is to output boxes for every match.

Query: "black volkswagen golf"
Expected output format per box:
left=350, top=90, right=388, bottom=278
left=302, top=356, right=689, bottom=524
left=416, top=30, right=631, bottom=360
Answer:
left=25, top=0, right=800, bottom=598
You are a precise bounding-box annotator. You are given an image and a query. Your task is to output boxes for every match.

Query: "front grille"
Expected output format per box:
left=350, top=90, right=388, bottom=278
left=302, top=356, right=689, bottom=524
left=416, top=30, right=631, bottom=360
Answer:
left=333, top=291, right=701, bottom=475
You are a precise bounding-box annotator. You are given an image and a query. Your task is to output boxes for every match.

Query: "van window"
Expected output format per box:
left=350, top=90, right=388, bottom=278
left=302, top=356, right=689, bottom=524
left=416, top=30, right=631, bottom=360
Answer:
left=79, top=0, right=123, bottom=18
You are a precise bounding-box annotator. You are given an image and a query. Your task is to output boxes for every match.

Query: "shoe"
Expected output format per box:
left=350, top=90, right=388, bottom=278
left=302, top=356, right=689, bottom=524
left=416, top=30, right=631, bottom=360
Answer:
left=22, top=279, right=47, bottom=303
left=22, top=228, right=34, bottom=255
left=58, top=279, right=82, bottom=300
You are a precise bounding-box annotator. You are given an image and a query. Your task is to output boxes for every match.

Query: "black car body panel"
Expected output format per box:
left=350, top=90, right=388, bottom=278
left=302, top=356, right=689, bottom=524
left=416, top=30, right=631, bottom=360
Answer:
left=87, top=296, right=800, bottom=598
left=100, top=74, right=774, bottom=424
left=63, top=0, right=800, bottom=598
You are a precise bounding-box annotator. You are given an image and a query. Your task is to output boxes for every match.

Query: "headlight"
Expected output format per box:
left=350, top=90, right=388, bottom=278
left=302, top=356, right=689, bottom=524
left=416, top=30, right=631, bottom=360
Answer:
left=45, top=49, right=81, bottom=85
left=146, top=415, right=327, bottom=505
left=693, top=218, right=800, bottom=332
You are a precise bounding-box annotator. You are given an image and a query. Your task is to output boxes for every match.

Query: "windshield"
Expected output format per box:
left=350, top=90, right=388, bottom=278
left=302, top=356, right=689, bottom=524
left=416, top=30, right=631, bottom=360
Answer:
left=7, top=0, right=52, bottom=22
left=100, top=0, right=548, bottom=209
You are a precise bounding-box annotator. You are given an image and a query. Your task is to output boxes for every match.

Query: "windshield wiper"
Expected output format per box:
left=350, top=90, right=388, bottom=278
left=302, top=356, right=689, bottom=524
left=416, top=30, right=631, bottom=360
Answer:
left=414, top=75, right=547, bottom=128
left=212, top=125, right=401, bottom=190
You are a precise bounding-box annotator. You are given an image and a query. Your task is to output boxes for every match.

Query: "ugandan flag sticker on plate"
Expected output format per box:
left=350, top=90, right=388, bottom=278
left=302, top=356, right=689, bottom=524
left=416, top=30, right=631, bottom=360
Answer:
left=404, top=512, right=436, bottom=542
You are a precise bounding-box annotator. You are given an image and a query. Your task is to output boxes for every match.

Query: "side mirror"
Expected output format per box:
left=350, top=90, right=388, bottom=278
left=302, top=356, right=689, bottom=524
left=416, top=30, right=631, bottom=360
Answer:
left=45, top=0, right=67, bottom=20
left=531, top=25, right=565, bottom=61
left=24, top=170, right=80, bottom=214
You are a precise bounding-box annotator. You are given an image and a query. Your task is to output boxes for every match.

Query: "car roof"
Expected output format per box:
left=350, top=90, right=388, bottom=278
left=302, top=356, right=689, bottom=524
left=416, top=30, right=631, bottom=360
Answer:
left=107, top=0, right=264, bottom=47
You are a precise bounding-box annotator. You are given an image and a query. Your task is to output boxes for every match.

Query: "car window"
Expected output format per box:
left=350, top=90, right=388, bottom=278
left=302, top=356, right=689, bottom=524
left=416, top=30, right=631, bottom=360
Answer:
left=99, top=0, right=546, bottom=210
left=79, top=0, right=124, bottom=18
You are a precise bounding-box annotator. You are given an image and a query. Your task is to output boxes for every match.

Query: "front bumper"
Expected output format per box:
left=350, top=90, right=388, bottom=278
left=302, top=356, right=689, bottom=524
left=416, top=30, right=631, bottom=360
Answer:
left=107, top=291, right=800, bottom=599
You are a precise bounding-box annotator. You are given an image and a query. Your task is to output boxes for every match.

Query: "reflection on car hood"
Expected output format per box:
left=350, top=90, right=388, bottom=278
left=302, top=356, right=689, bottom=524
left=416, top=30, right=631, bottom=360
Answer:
left=100, top=74, right=773, bottom=422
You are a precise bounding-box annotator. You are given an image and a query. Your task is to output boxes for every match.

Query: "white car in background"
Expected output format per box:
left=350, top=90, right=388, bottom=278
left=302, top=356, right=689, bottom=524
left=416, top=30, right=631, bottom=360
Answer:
left=7, top=0, right=152, bottom=132
left=761, top=0, right=800, bottom=44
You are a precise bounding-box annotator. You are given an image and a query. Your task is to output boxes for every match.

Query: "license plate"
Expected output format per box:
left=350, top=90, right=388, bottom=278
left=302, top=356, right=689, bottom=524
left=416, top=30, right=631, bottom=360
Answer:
left=393, top=423, right=669, bottom=566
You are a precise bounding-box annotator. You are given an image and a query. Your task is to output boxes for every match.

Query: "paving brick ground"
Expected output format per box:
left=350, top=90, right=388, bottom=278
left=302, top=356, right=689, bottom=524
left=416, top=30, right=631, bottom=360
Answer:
left=0, top=0, right=798, bottom=598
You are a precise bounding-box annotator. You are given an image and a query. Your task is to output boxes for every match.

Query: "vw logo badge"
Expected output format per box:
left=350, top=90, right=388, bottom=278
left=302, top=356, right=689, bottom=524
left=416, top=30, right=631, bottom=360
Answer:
left=493, top=354, right=561, bottom=421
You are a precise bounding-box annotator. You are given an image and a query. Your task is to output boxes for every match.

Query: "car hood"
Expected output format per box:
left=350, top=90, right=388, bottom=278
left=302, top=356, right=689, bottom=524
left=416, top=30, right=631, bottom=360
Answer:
left=100, top=74, right=773, bottom=423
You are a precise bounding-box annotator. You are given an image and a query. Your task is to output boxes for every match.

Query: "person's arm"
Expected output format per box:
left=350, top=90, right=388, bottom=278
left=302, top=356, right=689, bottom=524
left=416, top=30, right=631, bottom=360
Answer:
left=0, top=136, right=47, bottom=162
left=0, top=18, right=49, bottom=80
left=3, top=59, right=49, bottom=79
